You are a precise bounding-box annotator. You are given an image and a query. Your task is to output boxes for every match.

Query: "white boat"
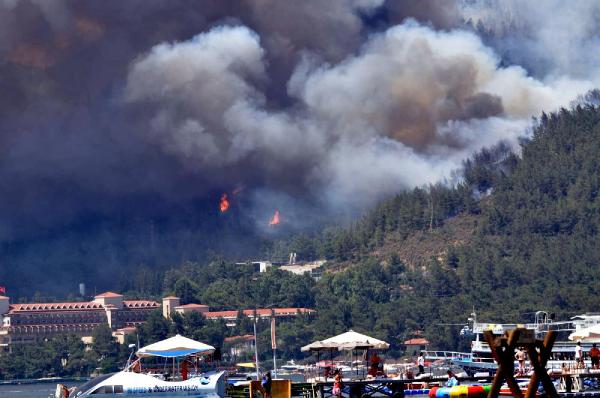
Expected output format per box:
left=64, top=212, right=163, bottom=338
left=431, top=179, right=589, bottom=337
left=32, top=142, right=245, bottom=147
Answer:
left=279, top=359, right=307, bottom=372
left=57, top=334, right=226, bottom=397
left=425, top=311, right=600, bottom=376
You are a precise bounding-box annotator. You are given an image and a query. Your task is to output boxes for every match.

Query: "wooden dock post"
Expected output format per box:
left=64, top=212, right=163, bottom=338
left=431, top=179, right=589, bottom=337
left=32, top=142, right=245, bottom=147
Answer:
left=484, top=328, right=524, bottom=398
left=525, top=331, right=557, bottom=398
left=484, top=328, right=558, bottom=398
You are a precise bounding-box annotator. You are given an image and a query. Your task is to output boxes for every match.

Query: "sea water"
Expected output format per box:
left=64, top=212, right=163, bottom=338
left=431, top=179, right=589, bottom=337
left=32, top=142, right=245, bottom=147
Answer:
left=0, top=381, right=81, bottom=398
left=0, top=383, right=225, bottom=398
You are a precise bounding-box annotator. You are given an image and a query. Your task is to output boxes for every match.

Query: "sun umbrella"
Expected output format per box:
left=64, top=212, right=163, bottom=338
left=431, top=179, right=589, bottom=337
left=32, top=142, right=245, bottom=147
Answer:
left=301, top=341, right=339, bottom=352
left=321, top=330, right=390, bottom=350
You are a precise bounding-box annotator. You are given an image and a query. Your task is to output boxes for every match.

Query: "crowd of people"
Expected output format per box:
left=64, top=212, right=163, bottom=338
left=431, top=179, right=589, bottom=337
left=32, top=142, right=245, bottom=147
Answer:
left=254, top=342, right=600, bottom=398
left=517, top=341, right=600, bottom=376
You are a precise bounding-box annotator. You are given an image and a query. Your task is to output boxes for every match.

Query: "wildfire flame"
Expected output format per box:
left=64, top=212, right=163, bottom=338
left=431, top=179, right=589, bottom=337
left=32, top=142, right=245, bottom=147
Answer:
left=219, top=193, right=230, bottom=213
left=268, top=210, right=280, bottom=226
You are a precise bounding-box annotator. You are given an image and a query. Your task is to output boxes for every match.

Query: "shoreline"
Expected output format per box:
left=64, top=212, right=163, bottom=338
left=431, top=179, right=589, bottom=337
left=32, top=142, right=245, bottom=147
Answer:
left=0, top=376, right=89, bottom=385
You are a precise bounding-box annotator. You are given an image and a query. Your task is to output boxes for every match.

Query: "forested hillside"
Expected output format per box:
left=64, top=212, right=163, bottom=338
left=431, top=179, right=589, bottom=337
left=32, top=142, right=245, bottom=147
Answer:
left=4, top=106, right=600, bottom=379
left=257, top=105, right=600, bottom=352
left=103, top=105, right=600, bottom=351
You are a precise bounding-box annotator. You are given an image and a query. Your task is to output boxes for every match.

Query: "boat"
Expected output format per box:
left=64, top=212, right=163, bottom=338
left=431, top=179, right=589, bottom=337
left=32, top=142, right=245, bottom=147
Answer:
left=225, top=363, right=262, bottom=385
left=56, top=334, right=226, bottom=397
left=278, top=359, right=307, bottom=373
left=425, top=311, right=600, bottom=376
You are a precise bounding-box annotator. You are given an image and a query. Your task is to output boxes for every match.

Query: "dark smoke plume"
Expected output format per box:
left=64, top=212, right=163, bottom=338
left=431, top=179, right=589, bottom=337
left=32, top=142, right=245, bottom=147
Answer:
left=0, top=0, right=597, bottom=295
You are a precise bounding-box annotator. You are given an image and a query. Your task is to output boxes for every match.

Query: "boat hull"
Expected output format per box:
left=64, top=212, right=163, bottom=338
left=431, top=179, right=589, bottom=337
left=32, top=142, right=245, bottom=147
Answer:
left=67, top=370, right=226, bottom=397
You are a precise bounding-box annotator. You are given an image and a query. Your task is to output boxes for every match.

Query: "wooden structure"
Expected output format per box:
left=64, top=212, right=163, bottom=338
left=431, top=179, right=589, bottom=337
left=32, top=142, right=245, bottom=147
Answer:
left=483, top=328, right=558, bottom=398
left=249, top=380, right=292, bottom=398
left=228, top=374, right=600, bottom=398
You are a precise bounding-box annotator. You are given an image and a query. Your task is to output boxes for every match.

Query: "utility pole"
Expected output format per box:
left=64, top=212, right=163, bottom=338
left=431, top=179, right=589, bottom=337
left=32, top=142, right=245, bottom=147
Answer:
left=253, top=311, right=260, bottom=381
left=271, top=312, right=277, bottom=378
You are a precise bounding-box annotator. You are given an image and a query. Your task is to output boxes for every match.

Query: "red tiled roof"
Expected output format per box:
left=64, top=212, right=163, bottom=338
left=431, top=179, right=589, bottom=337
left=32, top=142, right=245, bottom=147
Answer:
left=8, top=299, right=158, bottom=313
left=116, top=327, right=138, bottom=333
left=224, top=334, right=255, bottom=343
left=123, top=300, right=160, bottom=308
left=204, top=310, right=238, bottom=318
left=95, top=291, right=123, bottom=298
left=10, top=301, right=104, bottom=312
left=175, top=304, right=209, bottom=309
left=404, top=338, right=429, bottom=345
left=205, top=308, right=316, bottom=318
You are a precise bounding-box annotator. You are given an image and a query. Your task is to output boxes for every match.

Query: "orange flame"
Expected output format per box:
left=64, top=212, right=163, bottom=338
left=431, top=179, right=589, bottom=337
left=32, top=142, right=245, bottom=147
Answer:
left=268, top=210, right=280, bottom=226
left=220, top=193, right=230, bottom=213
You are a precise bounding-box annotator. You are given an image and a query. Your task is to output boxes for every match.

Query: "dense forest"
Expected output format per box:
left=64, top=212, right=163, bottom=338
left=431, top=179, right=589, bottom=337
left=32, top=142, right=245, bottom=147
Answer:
left=153, top=104, right=600, bottom=348
left=3, top=105, right=600, bottom=379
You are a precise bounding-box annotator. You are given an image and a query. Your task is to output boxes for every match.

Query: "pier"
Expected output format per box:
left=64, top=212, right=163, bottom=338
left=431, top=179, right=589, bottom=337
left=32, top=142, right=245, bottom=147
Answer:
left=227, top=373, right=600, bottom=398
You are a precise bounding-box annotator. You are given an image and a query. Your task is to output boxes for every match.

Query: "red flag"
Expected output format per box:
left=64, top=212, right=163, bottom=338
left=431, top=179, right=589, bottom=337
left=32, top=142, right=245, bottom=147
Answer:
left=0, top=286, right=5, bottom=294
left=271, top=317, right=277, bottom=350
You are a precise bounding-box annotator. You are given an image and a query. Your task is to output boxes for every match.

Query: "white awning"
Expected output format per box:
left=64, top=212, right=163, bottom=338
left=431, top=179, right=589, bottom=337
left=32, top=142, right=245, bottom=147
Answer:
left=136, top=334, right=215, bottom=358
left=301, top=330, right=389, bottom=352
left=569, top=324, right=600, bottom=342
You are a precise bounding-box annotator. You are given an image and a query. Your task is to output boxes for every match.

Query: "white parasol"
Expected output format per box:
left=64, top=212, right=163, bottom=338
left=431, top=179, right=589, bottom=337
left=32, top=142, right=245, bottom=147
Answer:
left=301, top=330, right=389, bottom=352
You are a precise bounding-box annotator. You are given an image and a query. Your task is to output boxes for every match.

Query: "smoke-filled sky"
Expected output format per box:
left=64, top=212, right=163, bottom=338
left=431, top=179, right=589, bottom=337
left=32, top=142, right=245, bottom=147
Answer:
left=1, top=0, right=599, bottom=239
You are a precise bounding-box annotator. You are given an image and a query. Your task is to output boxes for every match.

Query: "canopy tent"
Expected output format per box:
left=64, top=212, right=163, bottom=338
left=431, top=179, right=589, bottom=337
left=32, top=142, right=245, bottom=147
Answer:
left=569, top=324, right=600, bottom=342
left=301, top=330, right=389, bottom=352
left=136, top=334, right=215, bottom=358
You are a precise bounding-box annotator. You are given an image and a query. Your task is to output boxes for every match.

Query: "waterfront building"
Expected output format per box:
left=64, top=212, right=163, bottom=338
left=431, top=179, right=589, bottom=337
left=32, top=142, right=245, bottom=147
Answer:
left=0, top=292, right=159, bottom=351
left=224, top=334, right=255, bottom=359
left=403, top=337, right=430, bottom=356
left=0, top=293, right=315, bottom=351
left=161, top=296, right=315, bottom=327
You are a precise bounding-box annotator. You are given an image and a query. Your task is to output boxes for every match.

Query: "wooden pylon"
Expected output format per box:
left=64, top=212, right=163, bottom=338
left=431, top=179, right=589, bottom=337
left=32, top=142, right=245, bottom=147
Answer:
left=484, top=328, right=558, bottom=398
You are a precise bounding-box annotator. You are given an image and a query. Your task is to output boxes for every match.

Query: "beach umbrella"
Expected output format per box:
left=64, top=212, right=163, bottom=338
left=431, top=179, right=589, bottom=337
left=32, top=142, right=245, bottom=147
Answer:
left=321, top=330, right=390, bottom=350
left=300, top=340, right=339, bottom=352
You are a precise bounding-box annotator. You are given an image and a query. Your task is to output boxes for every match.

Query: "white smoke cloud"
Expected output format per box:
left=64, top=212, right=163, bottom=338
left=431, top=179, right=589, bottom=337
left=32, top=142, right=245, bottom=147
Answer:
left=459, top=0, right=600, bottom=81
left=125, top=19, right=594, bottom=222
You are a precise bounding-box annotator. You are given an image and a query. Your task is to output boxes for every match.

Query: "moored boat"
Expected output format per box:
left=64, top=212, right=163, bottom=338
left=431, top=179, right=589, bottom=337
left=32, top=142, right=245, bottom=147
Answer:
left=56, top=334, right=226, bottom=397
left=426, top=311, right=600, bottom=376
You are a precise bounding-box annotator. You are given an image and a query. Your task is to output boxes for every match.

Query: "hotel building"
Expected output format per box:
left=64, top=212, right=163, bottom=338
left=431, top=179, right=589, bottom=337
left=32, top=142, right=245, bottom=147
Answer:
left=0, top=293, right=314, bottom=351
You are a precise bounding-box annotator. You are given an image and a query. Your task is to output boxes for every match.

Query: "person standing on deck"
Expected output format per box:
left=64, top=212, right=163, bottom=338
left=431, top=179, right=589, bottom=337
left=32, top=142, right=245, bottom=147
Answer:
left=417, top=352, right=425, bottom=375
left=180, top=360, right=188, bottom=381
left=590, top=343, right=600, bottom=369
left=333, top=369, right=343, bottom=398
left=575, top=341, right=584, bottom=368
left=261, top=372, right=272, bottom=398
left=515, top=347, right=526, bottom=376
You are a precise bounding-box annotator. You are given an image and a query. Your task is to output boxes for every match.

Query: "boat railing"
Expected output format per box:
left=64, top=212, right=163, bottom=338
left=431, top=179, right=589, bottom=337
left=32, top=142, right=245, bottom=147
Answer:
left=422, top=350, right=472, bottom=361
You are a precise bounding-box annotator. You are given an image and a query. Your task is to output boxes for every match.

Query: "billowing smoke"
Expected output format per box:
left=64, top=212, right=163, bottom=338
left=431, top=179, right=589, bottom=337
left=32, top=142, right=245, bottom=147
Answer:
left=0, top=0, right=599, bottom=279
left=123, top=20, right=592, bottom=219
left=459, top=0, right=600, bottom=80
